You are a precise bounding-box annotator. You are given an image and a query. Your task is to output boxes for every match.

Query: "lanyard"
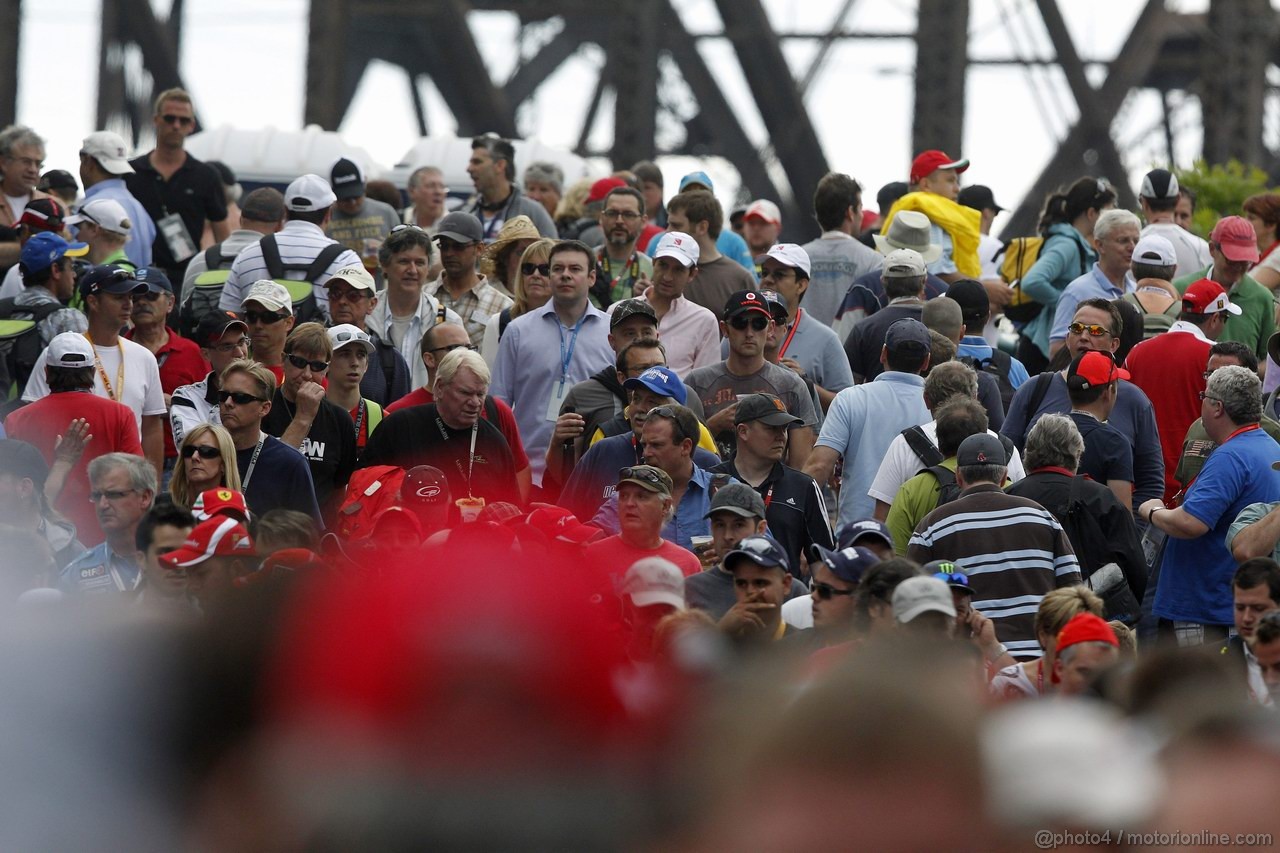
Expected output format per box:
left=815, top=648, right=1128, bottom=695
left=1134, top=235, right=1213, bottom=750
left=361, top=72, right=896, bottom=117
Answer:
left=1224, top=423, right=1261, bottom=443
left=778, top=309, right=802, bottom=359
left=632, top=433, right=642, bottom=464
left=352, top=398, right=366, bottom=441
left=1036, top=659, right=1044, bottom=694
left=556, top=313, right=585, bottom=392
left=85, top=333, right=125, bottom=402
left=762, top=482, right=775, bottom=509
left=242, top=432, right=266, bottom=489
left=597, top=249, right=639, bottom=284
left=437, top=416, right=480, bottom=497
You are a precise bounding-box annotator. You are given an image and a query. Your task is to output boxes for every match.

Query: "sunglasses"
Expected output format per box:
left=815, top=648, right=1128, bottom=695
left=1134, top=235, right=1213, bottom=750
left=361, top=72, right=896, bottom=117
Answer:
left=218, top=390, right=265, bottom=406
left=327, top=287, right=369, bottom=303
left=645, top=405, right=690, bottom=442
left=729, top=315, right=770, bottom=332
left=429, top=343, right=477, bottom=354
left=181, top=445, right=221, bottom=460
left=135, top=290, right=167, bottom=302
left=521, top=262, right=551, bottom=277
left=1067, top=322, right=1110, bottom=337
left=810, top=580, right=856, bottom=601
left=243, top=310, right=288, bottom=325
left=160, top=114, right=194, bottom=126
left=210, top=336, right=250, bottom=354
left=932, top=570, right=971, bottom=587
left=619, top=466, right=666, bottom=487
left=286, top=353, right=330, bottom=372
left=89, top=488, right=137, bottom=503
left=391, top=224, right=427, bottom=234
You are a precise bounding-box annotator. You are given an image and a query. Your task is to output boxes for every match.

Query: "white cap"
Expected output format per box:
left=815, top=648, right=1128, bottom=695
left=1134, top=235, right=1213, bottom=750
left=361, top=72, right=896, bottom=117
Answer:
left=653, top=231, right=699, bottom=268
left=80, top=131, right=134, bottom=175
left=241, top=280, right=292, bottom=314
left=892, top=576, right=956, bottom=623
left=622, top=557, right=687, bottom=610
left=326, top=265, right=376, bottom=292
left=283, top=174, right=337, bottom=212
left=66, top=198, right=132, bottom=235
left=46, top=332, right=96, bottom=368
left=1132, top=233, right=1176, bottom=267
left=881, top=247, right=928, bottom=278
left=744, top=199, right=782, bottom=226
left=764, top=243, right=811, bottom=277
left=327, top=324, right=375, bottom=354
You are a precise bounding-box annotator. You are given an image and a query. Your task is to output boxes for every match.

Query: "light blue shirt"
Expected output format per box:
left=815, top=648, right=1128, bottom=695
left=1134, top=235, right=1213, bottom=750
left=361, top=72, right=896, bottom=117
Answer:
left=1049, top=263, right=1136, bottom=343
left=490, top=299, right=615, bottom=486
left=82, top=178, right=155, bottom=268
left=958, top=335, right=1031, bottom=389
left=928, top=224, right=957, bottom=276
left=817, top=371, right=931, bottom=528
left=59, top=542, right=141, bottom=595
left=590, top=465, right=725, bottom=552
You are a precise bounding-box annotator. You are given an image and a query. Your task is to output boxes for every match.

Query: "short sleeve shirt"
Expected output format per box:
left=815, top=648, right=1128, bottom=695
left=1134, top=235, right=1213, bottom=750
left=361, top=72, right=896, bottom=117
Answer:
left=1069, top=412, right=1134, bottom=485
left=683, top=360, right=819, bottom=457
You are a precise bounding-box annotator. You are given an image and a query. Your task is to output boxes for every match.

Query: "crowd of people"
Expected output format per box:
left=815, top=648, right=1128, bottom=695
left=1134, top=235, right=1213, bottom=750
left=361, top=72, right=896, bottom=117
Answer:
left=1, top=86, right=1279, bottom=848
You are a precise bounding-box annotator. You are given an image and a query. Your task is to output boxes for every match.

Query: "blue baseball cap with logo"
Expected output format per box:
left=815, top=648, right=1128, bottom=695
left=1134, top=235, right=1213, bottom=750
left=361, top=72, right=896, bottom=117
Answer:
left=623, top=365, right=687, bottom=406
left=19, top=231, right=88, bottom=274
left=808, top=543, right=881, bottom=585
left=79, top=264, right=147, bottom=298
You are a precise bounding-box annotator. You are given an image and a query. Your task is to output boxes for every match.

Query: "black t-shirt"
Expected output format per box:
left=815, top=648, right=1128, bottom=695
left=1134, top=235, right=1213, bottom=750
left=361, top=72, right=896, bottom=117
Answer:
left=262, top=390, right=358, bottom=512
left=124, top=152, right=228, bottom=273
left=1069, top=412, right=1134, bottom=486
left=709, top=459, right=834, bottom=578
left=359, top=403, right=518, bottom=507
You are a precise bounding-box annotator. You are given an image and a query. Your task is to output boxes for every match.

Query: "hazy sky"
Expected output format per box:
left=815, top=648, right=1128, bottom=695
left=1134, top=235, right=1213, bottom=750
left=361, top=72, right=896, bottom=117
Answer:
left=16, top=0, right=1240, bottom=220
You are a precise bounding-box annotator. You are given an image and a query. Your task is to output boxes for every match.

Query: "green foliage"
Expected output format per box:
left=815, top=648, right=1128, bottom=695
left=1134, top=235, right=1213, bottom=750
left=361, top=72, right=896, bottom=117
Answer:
left=1175, top=160, right=1278, bottom=239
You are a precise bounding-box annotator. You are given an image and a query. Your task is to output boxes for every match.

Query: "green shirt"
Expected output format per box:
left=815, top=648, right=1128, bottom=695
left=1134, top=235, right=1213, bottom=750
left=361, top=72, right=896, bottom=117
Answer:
left=1175, top=415, right=1280, bottom=492
left=591, top=248, right=653, bottom=309
left=886, top=457, right=957, bottom=555
left=1174, top=266, right=1275, bottom=362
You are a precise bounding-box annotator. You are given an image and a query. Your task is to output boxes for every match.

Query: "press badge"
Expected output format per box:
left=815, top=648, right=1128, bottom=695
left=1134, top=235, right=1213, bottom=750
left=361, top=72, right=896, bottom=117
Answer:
left=545, top=381, right=569, bottom=422
left=157, top=212, right=197, bottom=263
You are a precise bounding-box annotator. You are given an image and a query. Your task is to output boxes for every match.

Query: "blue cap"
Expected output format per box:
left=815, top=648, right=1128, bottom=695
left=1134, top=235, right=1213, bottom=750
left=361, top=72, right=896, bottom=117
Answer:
left=836, top=518, right=893, bottom=550
left=724, top=534, right=790, bottom=574
left=678, top=171, right=714, bottom=192
left=19, top=231, right=88, bottom=274
left=623, top=365, right=687, bottom=406
left=135, top=266, right=173, bottom=294
left=79, top=264, right=147, bottom=298
left=884, top=317, right=931, bottom=351
left=809, top=544, right=881, bottom=585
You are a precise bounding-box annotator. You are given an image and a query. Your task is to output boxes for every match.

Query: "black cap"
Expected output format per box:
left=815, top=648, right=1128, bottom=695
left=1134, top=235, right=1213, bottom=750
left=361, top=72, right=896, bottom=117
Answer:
left=610, top=298, right=658, bottom=329
left=435, top=212, right=485, bottom=245
left=329, top=157, right=365, bottom=200
left=734, top=393, right=803, bottom=427
left=956, top=433, right=1007, bottom=468
left=759, top=289, right=789, bottom=324
left=957, top=185, right=1002, bottom=213
left=136, top=266, right=172, bottom=294
left=945, top=278, right=990, bottom=325
left=79, top=264, right=146, bottom=298
left=724, top=534, right=790, bottom=574
left=836, top=518, right=894, bottom=550
left=402, top=466, right=451, bottom=505
left=704, top=482, right=767, bottom=519
left=1140, top=168, right=1178, bottom=200
left=38, top=169, right=77, bottom=194
left=877, top=181, right=909, bottom=212
left=194, top=310, right=248, bottom=348
left=0, top=439, right=48, bottom=488
left=723, top=289, right=773, bottom=321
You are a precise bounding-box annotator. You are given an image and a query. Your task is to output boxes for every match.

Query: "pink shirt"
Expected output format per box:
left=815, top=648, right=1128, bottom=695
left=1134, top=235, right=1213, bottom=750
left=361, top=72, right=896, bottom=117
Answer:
left=613, top=289, right=721, bottom=377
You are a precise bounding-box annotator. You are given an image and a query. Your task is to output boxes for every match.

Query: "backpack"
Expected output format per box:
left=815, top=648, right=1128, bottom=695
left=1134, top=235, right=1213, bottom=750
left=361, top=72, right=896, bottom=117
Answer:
left=258, top=234, right=347, bottom=325
left=901, top=424, right=1015, bottom=506
left=958, top=348, right=1017, bottom=411
left=333, top=465, right=406, bottom=542
left=0, top=298, right=64, bottom=405
left=1121, top=291, right=1179, bottom=339
left=994, top=234, right=1088, bottom=324
left=926, top=464, right=962, bottom=507
left=180, top=243, right=237, bottom=338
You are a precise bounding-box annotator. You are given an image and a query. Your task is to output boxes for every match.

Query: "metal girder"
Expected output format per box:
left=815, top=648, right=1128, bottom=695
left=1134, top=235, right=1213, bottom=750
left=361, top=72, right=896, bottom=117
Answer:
left=1200, top=0, right=1273, bottom=166
left=711, top=0, right=830, bottom=230
left=1033, top=0, right=1133, bottom=211
left=97, top=0, right=191, bottom=145
left=799, top=0, right=859, bottom=96
left=1000, top=0, right=1171, bottom=240
left=0, top=0, right=20, bottom=127
left=415, top=1, right=516, bottom=137
left=912, top=0, right=969, bottom=159
left=610, top=0, right=658, bottom=169
left=304, top=0, right=349, bottom=129
left=503, top=26, right=588, bottom=107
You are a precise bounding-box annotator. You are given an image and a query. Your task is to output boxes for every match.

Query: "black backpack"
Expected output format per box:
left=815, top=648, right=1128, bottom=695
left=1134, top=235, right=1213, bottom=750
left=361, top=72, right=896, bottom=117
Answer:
left=958, top=348, right=1016, bottom=412
left=0, top=298, right=63, bottom=405
left=258, top=234, right=347, bottom=325
left=180, top=243, right=237, bottom=338
left=901, top=424, right=1015, bottom=507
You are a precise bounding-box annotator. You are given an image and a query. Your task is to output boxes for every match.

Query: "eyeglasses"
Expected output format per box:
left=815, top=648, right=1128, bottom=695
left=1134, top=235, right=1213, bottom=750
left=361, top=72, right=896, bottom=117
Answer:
left=521, top=262, right=551, bottom=277
left=810, top=580, right=856, bottom=601
left=1067, top=322, right=1110, bottom=337
left=181, top=445, right=222, bottom=460
left=729, top=315, right=770, bottom=332
left=759, top=267, right=795, bottom=281
left=243, top=310, right=288, bottom=325
left=7, top=155, right=43, bottom=170
left=217, top=390, right=265, bottom=406
left=437, top=239, right=474, bottom=252
left=618, top=466, right=667, bottom=488
left=135, top=290, right=167, bottom=302
left=645, top=405, right=690, bottom=442
left=429, top=343, right=477, bottom=354
left=602, top=209, right=642, bottom=221
left=89, top=488, right=137, bottom=503
left=286, top=353, right=330, bottom=372
left=327, top=287, right=369, bottom=303
left=160, top=114, right=194, bottom=126
left=1198, top=391, right=1222, bottom=403
left=210, top=336, right=250, bottom=354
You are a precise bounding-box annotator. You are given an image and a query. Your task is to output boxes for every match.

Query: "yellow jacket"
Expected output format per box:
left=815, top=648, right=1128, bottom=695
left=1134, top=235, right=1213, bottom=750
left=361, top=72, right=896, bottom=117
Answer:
left=883, top=192, right=982, bottom=279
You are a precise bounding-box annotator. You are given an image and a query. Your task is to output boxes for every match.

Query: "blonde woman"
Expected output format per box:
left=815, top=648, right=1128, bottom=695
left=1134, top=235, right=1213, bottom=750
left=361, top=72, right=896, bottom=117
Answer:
left=169, top=423, right=242, bottom=510
left=480, top=238, right=556, bottom=366
left=989, top=586, right=1105, bottom=700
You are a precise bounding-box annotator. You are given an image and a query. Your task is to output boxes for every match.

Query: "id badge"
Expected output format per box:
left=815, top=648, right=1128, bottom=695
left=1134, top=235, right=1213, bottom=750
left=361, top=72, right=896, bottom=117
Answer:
left=157, top=212, right=197, bottom=263
left=545, top=380, right=569, bottom=422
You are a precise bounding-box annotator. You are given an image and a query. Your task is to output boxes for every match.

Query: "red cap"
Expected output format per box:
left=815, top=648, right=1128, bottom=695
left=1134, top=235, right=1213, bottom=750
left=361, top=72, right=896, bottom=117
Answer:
left=1209, top=215, right=1261, bottom=264
left=1067, top=350, right=1129, bottom=390
left=192, top=487, right=250, bottom=522
left=860, top=209, right=880, bottom=232
left=160, top=516, right=254, bottom=569
left=910, top=150, right=970, bottom=184
left=587, top=176, right=627, bottom=204
left=525, top=505, right=606, bottom=545
left=1055, top=613, right=1119, bottom=653
left=1182, top=278, right=1243, bottom=316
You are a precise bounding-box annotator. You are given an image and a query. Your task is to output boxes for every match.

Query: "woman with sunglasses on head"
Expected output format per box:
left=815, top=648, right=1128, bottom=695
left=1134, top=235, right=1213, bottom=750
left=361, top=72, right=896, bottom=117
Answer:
left=480, top=238, right=555, bottom=367
left=988, top=586, right=1104, bottom=701
left=169, top=423, right=241, bottom=510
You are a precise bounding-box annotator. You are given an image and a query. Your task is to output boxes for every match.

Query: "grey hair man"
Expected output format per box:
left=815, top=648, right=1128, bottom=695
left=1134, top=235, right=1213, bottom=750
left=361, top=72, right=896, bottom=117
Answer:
left=58, top=452, right=157, bottom=595
left=0, top=125, right=49, bottom=268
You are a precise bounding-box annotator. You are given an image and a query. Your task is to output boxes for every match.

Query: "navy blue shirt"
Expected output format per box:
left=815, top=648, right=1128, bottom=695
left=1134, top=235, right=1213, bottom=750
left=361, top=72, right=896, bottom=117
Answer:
left=561, top=431, right=720, bottom=523
left=360, top=334, right=413, bottom=408
left=1069, top=412, right=1134, bottom=487
left=236, top=433, right=323, bottom=526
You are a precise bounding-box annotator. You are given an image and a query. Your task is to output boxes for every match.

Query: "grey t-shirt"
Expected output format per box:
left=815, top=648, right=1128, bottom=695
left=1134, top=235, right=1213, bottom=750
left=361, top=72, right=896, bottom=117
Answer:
left=684, top=359, right=819, bottom=458
left=325, top=197, right=402, bottom=287
left=683, top=255, right=758, bottom=315
left=720, top=307, right=855, bottom=395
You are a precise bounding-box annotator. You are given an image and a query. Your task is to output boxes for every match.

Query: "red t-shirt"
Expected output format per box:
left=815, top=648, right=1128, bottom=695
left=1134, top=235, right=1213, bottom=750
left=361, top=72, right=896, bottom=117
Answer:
left=1123, top=329, right=1211, bottom=502
left=385, top=388, right=530, bottom=471
left=125, top=328, right=211, bottom=459
left=5, top=390, right=144, bottom=547
left=584, top=534, right=702, bottom=581
left=636, top=223, right=664, bottom=253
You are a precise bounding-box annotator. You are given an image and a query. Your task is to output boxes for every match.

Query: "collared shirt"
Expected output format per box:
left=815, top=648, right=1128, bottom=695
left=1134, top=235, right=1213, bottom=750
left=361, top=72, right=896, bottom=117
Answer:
left=709, top=458, right=833, bottom=575
left=491, top=300, right=615, bottom=486
left=82, top=178, right=155, bottom=268
left=1049, top=263, right=1137, bottom=343
left=58, top=541, right=141, bottom=595
left=1167, top=318, right=1212, bottom=343
left=589, top=465, right=724, bottom=552
left=615, top=287, right=719, bottom=375
left=218, top=219, right=363, bottom=318
left=1245, top=642, right=1276, bottom=708
left=366, top=292, right=463, bottom=391
left=125, top=151, right=228, bottom=272
left=424, top=274, right=512, bottom=348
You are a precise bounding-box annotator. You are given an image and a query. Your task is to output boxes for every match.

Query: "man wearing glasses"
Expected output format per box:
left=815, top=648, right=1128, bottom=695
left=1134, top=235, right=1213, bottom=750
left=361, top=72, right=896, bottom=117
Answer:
left=0, top=125, right=50, bottom=269
left=261, top=323, right=356, bottom=516
left=170, top=313, right=249, bottom=448
left=591, top=187, right=653, bottom=309
left=125, top=88, right=229, bottom=283
left=323, top=264, right=411, bottom=407
left=424, top=211, right=512, bottom=348
left=58, top=453, right=155, bottom=595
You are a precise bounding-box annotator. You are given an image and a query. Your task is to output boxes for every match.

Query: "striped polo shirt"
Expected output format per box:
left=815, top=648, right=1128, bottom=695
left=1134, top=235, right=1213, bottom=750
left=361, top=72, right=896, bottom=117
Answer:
left=218, top=219, right=362, bottom=317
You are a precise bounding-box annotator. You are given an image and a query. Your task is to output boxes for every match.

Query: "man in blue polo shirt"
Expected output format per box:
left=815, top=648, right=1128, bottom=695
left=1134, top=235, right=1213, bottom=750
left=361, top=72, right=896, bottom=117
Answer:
left=1140, top=365, right=1280, bottom=647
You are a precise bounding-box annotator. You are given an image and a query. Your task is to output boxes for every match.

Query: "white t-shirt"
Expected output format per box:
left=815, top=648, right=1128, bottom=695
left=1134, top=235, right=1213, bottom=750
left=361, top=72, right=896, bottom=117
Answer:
left=4, top=193, right=28, bottom=222
left=23, top=337, right=166, bottom=433
left=1139, top=221, right=1212, bottom=280
left=867, top=421, right=1027, bottom=505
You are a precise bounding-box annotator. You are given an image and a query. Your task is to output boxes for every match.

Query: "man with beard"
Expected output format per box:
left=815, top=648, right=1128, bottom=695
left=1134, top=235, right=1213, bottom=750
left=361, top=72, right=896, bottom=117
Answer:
left=591, top=186, right=653, bottom=309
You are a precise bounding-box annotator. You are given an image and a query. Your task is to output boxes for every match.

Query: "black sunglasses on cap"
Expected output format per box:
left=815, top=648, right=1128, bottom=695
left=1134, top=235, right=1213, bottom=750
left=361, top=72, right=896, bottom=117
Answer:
left=618, top=466, right=666, bottom=487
